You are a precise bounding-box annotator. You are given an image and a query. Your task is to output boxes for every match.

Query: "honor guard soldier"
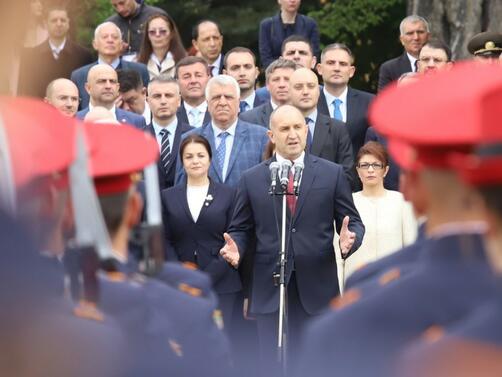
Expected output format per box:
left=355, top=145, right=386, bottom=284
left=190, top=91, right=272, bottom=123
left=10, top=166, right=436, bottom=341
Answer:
left=467, top=31, right=502, bottom=60
left=295, top=62, right=502, bottom=377
left=82, top=122, right=232, bottom=376
left=0, top=97, right=127, bottom=376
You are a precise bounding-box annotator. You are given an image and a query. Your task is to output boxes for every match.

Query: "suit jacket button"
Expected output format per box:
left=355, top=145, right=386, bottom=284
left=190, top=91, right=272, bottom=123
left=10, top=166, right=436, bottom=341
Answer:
left=292, top=228, right=296, bottom=233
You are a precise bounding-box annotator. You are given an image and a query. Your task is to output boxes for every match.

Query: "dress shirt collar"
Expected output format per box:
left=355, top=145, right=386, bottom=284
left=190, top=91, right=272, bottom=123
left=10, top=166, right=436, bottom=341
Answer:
left=270, top=100, right=279, bottom=110
left=305, top=109, right=318, bottom=124
left=406, top=52, right=418, bottom=72
left=98, top=57, right=121, bottom=69
left=152, top=117, right=177, bottom=136
left=184, top=100, right=208, bottom=115
left=151, top=51, right=173, bottom=68
left=209, top=54, right=223, bottom=76
left=212, top=119, right=238, bottom=138
left=242, top=91, right=256, bottom=110
left=49, top=38, right=66, bottom=54
left=323, top=85, right=348, bottom=106
left=275, top=151, right=305, bottom=167
left=142, top=101, right=151, bottom=123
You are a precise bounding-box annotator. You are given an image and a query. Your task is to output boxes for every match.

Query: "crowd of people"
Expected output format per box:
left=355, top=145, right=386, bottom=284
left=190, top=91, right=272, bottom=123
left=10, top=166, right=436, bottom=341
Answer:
left=4, top=0, right=502, bottom=375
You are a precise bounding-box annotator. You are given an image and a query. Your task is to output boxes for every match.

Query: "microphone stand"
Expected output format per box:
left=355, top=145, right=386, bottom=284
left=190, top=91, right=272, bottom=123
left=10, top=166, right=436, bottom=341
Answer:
left=270, top=177, right=292, bottom=373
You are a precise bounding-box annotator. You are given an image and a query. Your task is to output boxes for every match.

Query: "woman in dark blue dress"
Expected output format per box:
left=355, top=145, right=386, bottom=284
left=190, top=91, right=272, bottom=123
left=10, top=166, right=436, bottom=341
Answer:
left=161, top=134, right=241, bottom=326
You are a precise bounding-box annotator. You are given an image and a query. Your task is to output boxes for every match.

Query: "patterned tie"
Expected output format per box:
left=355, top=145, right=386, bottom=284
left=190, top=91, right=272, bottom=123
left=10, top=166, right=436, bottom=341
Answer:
left=215, top=132, right=229, bottom=179
left=287, top=168, right=296, bottom=214
left=159, top=129, right=171, bottom=174
left=333, top=99, right=343, bottom=121
left=305, top=117, right=313, bottom=152
left=189, top=109, right=200, bottom=127
left=209, top=65, right=215, bottom=77
left=239, top=101, right=248, bottom=113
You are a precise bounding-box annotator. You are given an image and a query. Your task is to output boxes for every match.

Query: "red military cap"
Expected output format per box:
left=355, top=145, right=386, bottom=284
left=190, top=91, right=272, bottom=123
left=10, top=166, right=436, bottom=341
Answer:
left=84, top=123, right=159, bottom=195
left=0, top=97, right=75, bottom=187
left=450, top=143, right=502, bottom=186
left=369, top=61, right=502, bottom=147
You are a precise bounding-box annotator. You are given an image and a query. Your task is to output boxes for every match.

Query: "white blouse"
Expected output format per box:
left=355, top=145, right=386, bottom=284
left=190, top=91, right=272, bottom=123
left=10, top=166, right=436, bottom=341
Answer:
left=344, top=190, right=418, bottom=279
left=187, top=184, right=209, bottom=222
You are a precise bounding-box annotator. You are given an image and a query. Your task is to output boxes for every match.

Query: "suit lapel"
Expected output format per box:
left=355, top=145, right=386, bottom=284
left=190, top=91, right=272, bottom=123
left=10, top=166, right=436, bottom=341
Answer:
left=177, top=184, right=194, bottom=223
left=226, top=122, right=247, bottom=179
left=310, top=116, right=329, bottom=155
left=194, top=179, right=215, bottom=224
left=317, top=90, right=330, bottom=116
left=262, top=102, right=273, bottom=127
left=292, top=155, right=316, bottom=223
left=176, top=105, right=189, bottom=125
left=346, top=87, right=358, bottom=125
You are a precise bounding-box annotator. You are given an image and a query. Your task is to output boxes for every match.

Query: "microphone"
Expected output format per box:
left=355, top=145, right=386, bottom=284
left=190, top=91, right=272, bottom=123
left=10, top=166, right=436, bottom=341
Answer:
left=292, top=162, right=304, bottom=195
left=279, top=160, right=292, bottom=190
left=269, top=161, right=280, bottom=193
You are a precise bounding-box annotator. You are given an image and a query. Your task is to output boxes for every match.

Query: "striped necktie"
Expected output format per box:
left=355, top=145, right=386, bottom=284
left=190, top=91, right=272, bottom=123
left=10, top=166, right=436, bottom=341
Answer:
left=215, top=132, right=229, bottom=179
left=159, top=128, right=171, bottom=173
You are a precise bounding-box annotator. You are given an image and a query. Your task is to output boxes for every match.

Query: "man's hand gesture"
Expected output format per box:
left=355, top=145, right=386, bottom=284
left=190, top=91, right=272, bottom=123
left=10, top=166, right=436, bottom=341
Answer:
left=220, top=233, right=240, bottom=268
left=339, top=216, right=356, bottom=256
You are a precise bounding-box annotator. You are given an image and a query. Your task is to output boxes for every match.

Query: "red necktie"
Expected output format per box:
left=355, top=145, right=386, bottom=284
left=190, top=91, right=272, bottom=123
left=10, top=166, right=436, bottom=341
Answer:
left=287, top=169, right=296, bottom=214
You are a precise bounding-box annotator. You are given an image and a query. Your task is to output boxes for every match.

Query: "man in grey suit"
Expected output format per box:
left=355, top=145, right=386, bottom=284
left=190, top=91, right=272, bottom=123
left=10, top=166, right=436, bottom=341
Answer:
left=75, top=64, right=146, bottom=129
left=71, top=22, right=149, bottom=109
left=239, top=58, right=297, bottom=128
left=290, top=67, right=354, bottom=186
left=177, top=75, right=269, bottom=187
left=316, top=43, right=374, bottom=159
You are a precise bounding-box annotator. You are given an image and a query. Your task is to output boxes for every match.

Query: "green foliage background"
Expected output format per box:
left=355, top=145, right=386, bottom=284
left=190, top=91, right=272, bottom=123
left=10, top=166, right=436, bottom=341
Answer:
left=70, top=0, right=406, bottom=92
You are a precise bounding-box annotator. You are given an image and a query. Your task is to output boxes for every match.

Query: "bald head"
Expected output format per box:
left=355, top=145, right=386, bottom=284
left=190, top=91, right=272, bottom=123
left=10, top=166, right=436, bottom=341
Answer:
left=289, top=67, right=320, bottom=115
left=85, top=64, right=120, bottom=108
left=268, top=104, right=308, bottom=160
left=44, top=78, right=79, bottom=117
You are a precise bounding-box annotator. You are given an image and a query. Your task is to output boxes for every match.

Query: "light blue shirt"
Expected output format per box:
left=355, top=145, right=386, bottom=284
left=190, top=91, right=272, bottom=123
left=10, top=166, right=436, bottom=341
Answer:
left=242, top=91, right=256, bottom=111
left=152, top=118, right=178, bottom=152
left=305, top=109, right=318, bottom=139
left=212, top=120, right=237, bottom=181
left=323, top=86, right=348, bottom=122
left=98, top=57, right=121, bottom=69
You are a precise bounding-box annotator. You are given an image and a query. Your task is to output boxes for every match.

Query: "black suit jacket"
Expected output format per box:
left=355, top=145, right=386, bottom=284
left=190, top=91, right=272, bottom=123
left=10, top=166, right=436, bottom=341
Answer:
left=176, top=102, right=211, bottom=128
left=228, top=154, right=364, bottom=315
left=161, top=180, right=241, bottom=294
left=317, top=87, right=374, bottom=159
left=145, top=118, right=193, bottom=190
left=311, top=113, right=354, bottom=185
left=238, top=101, right=273, bottom=128
left=18, top=39, right=94, bottom=98
left=377, top=52, right=412, bottom=92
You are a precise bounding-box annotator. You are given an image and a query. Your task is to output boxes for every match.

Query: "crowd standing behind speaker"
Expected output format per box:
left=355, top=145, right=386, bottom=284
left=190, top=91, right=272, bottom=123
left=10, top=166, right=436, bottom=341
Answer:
left=6, top=0, right=502, bottom=375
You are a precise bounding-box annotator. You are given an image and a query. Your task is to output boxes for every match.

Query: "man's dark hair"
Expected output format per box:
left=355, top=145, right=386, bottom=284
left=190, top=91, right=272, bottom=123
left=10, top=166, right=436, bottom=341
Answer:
left=281, top=35, right=314, bottom=55
left=421, top=38, right=453, bottom=62
left=44, top=3, right=68, bottom=19
left=192, top=19, right=222, bottom=40
left=223, top=46, right=257, bottom=68
left=175, top=56, right=209, bottom=78
left=117, top=69, right=143, bottom=93
left=321, top=43, right=355, bottom=65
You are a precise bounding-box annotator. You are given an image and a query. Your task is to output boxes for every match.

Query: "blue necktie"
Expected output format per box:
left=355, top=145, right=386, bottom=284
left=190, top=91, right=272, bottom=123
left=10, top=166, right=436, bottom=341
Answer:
left=159, top=128, right=171, bottom=174
left=305, top=117, right=313, bottom=151
left=333, top=99, right=343, bottom=121
left=239, top=101, right=248, bottom=113
left=215, top=132, right=229, bottom=179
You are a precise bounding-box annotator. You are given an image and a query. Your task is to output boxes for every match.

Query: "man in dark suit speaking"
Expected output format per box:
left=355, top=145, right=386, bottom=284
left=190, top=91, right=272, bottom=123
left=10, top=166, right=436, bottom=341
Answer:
left=220, top=104, right=364, bottom=368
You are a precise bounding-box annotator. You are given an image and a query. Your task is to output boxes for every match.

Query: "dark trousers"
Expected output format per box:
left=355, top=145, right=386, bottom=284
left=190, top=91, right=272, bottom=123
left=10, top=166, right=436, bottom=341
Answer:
left=255, top=272, right=312, bottom=376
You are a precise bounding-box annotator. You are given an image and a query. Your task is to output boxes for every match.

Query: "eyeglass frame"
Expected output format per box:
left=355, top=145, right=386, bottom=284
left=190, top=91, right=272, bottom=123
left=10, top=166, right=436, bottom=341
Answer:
left=356, top=162, right=386, bottom=170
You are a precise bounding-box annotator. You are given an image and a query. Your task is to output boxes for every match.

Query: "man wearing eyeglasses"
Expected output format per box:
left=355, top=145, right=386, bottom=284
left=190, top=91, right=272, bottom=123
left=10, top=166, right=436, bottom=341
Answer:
left=417, top=39, right=453, bottom=74
left=44, top=78, right=80, bottom=117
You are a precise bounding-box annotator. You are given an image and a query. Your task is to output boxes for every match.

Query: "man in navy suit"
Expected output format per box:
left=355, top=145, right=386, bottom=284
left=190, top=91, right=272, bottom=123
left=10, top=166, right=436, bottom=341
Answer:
left=378, top=15, right=429, bottom=91
left=145, top=75, right=193, bottom=190
left=223, top=47, right=267, bottom=113
left=176, top=75, right=269, bottom=187
left=316, top=43, right=374, bottom=162
left=220, top=104, right=364, bottom=369
left=289, top=67, right=354, bottom=185
left=75, top=64, right=146, bottom=129
left=71, top=22, right=149, bottom=109
left=240, top=58, right=297, bottom=128
left=175, top=56, right=212, bottom=128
